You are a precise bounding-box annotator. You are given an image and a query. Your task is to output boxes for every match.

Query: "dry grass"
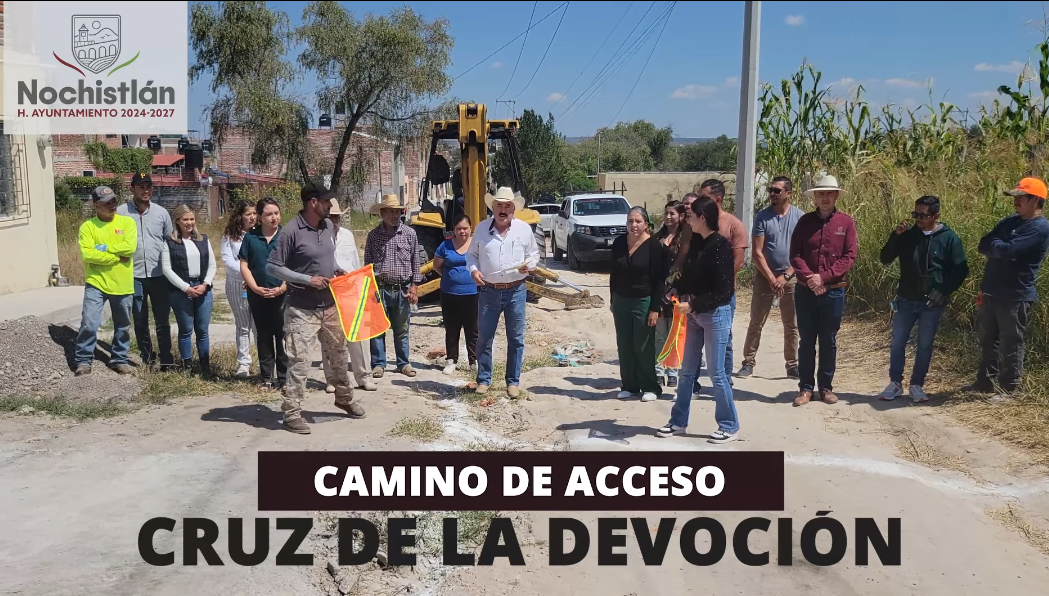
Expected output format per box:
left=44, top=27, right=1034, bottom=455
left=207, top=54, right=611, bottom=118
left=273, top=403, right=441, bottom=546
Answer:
left=893, top=430, right=971, bottom=476
left=985, top=502, right=1049, bottom=557
left=386, top=415, right=445, bottom=442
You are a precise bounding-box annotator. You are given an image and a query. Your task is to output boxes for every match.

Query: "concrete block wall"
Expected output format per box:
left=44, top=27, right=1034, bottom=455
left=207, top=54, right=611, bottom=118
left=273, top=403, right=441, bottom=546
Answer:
left=77, top=186, right=211, bottom=223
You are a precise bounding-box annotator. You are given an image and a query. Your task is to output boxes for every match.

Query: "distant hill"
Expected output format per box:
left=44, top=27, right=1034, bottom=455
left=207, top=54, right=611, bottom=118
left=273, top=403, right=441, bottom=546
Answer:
left=564, top=136, right=723, bottom=145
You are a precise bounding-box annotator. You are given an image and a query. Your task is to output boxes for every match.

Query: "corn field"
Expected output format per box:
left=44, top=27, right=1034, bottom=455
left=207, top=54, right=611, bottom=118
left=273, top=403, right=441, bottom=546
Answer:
left=757, top=40, right=1049, bottom=401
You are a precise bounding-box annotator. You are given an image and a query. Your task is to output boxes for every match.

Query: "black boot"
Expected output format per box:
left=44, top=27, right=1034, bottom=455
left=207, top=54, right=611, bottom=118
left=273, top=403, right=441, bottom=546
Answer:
left=182, top=359, right=194, bottom=373
left=199, top=355, right=213, bottom=379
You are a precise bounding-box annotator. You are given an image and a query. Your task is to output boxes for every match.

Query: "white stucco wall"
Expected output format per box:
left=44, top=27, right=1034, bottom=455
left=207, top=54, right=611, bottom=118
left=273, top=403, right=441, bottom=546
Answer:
left=0, top=46, right=61, bottom=295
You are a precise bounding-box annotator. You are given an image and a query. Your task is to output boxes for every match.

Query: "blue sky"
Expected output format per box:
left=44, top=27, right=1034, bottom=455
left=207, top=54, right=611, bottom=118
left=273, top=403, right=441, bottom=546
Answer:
left=188, top=0, right=1049, bottom=139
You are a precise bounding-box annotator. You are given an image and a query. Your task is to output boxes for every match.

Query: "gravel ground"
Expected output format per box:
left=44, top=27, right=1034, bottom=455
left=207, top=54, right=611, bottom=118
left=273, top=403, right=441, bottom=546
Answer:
left=0, top=316, right=144, bottom=401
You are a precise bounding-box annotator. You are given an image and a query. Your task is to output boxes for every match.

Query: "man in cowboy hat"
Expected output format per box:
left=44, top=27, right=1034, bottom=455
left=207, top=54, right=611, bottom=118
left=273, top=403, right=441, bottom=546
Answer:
left=364, top=193, right=422, bottom=378
left=267, top=183, right=364, bottom=434
left=466, top=186, right=541, bottom=398
left=788, top=174, right=858, bottom=407
left=969, top=177, right=1049, bottom=399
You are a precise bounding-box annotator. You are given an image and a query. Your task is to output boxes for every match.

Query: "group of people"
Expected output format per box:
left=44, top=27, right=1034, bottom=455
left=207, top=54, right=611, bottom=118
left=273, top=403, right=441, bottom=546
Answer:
left=609, top=174, right=1049, bottom=443
left=71, top=167, right=1049, bottom=440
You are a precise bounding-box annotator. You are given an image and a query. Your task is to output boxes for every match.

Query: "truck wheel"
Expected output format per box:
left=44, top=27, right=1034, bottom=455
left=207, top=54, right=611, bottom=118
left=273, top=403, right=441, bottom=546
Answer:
left=567, top=238, right=580, bottom=271
left=413, top=225, right=444, bottom=305
left=553, top=236, right=564, bottom=261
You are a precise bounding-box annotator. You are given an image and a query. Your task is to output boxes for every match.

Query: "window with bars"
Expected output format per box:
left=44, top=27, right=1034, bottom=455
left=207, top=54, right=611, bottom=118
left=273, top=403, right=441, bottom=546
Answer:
left=0, top=122, right=29, bottom=220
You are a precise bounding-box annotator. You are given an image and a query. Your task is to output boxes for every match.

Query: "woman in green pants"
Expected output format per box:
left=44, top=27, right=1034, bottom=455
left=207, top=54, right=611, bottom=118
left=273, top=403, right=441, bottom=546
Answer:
left=610, top=206, right=666, bottom=402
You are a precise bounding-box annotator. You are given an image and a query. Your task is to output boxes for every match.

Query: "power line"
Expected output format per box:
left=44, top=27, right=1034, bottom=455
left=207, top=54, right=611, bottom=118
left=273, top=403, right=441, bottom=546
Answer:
left=498, top=1, right=538, bottom=101
left=550, top=1, right=635, bottom=111
left=567, top=2, right=675, bottom=121
left=514, top=1, right=571, bottom=98
left=604, top=2, right=677, bottom=128
left=452, top=1, right=570, bottom=82
left=553, top=1, right=658, bottom=120
left=559, top=2, right=674, bottom=121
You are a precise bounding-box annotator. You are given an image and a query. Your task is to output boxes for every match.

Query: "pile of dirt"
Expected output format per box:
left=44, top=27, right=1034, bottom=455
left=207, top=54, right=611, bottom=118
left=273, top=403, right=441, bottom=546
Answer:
left=0, top=316, right=144, bottom=402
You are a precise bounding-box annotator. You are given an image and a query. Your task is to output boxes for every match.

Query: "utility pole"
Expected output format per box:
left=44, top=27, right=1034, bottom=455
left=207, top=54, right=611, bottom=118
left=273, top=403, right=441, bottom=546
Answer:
left=497, top=99, right=517, bottom=120
left=735, top=0, right=760, bottom=266
left=596, top=132, right=602, bottom=189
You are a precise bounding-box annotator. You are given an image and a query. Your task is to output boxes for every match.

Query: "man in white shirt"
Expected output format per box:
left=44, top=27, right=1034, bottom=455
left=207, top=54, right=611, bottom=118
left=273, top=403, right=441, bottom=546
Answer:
left=323, top=199, right=379, bottom=392
left=466, top=187, right=540, bottom=398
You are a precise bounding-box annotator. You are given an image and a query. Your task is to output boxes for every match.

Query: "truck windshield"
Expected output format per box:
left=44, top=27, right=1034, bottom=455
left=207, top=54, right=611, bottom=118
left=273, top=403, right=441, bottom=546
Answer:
left=573, top=197, right=630, bottom=216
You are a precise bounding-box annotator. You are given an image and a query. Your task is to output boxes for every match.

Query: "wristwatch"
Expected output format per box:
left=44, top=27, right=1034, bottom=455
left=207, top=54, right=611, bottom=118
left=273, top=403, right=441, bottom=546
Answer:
left=784, top=272, right=795, bottom=281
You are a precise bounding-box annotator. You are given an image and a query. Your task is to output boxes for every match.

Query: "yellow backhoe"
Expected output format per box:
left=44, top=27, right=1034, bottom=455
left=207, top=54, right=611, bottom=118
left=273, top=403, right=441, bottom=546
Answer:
left=408, top=103, right=604, bottom=310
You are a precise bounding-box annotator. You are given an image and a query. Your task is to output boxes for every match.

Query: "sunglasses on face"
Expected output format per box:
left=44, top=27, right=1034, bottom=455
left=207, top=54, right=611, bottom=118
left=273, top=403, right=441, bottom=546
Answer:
left=768, top=187, right=786, bottom=194
left=911, top=211, right=934, bottom=219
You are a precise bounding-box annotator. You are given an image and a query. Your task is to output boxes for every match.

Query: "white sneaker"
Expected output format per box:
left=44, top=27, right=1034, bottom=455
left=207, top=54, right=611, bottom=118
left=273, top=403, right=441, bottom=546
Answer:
left=325, top=384, right=335, bottom=394
left=909, top=384, right=929, bottom=403
left=641, top=392, right=657, bottom=402
left=656, top=423, right=686, bottom=438
left=708, top=430, right=738, bottom=444
left=442, top=360, right=456, bottom=375
left=235, top=364, right=250, bottom=379
left=878, top=381, right=903, bottom=401
left=617, top=390, right=633, bottom=399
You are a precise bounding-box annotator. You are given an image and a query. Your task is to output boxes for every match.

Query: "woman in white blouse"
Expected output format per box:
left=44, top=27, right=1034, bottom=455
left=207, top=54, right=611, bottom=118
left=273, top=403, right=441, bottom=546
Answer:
left=220, top=200, right=257, bottom=378
left=162, top=204, right=218, bottom=376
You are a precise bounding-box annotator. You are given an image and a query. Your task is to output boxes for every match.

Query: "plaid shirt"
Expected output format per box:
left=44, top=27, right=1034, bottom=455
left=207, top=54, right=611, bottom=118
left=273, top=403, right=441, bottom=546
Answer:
left=364, top=222, right=422, bottom=284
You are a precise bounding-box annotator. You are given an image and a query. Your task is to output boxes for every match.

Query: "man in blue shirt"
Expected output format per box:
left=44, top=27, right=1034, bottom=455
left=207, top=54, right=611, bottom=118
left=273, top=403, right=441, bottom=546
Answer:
left=737, top=176, right=805, bottom=379
left=970, top=177, right=1049, bottom=398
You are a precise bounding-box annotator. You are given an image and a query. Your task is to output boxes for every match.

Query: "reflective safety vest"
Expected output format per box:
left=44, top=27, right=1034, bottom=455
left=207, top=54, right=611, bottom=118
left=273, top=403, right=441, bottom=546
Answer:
left=329, top=264, right=391, bottom=342
left=657, top=297, right=687, bottom=369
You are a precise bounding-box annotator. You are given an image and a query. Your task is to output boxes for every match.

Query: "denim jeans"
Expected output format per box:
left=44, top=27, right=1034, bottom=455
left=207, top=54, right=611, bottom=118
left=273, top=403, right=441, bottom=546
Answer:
left=133, top=277, right=173, bottom=366
left=669, top=304, right=738, bottom=433
left=692, top=294, right=735, bottom=381
left=370, top=285, right=412, bottom=369
left=74, top=284, right=133, bottom=367
left=476, top=283, right=527, bottom=387
left=889, top=298, right=945, bottom=387
left=975, top=295, right=1033, bottom=392
left=795, top=285, right=845, bottom=392
left=169, top=282, right=213, bottom=361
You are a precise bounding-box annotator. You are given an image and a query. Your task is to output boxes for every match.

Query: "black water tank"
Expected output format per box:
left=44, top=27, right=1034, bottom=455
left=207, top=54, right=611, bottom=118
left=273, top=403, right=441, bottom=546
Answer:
left=178, top=137, right=189, bottom=153
left=184, top=144, right=204, bottom=170
left=147, top=136, right=162, bottom=150
left=201, top=139, right=213, bottom=153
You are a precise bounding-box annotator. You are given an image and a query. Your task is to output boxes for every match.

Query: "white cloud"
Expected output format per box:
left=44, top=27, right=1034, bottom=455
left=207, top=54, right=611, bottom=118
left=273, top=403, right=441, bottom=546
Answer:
left=546, top=92, right=565, bottom=102
left=885, top=77, right=930, bottom=89
left=974, top=61, right=1026, bottom=74
left=723, top=76, right=739, bottom=86
left=491, top=61, right=503, bottom=69
left=670, top=84, right=718, bottom=99
left=968, top=90, right=1000, bottom=101
left=785, top=15, right=805, bottom=26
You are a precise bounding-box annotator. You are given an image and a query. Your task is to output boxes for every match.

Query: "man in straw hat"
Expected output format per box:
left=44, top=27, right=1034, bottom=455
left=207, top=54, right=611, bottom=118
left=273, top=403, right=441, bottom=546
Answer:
left=364, top=193, right=422, bottom=378
left=788, top=174, right=858, bottom=408
left=267, top=183, right=364, bottom=434
left=465, top=186, right=540, bottom=398
left=968, top=177, right=1049, bottom=400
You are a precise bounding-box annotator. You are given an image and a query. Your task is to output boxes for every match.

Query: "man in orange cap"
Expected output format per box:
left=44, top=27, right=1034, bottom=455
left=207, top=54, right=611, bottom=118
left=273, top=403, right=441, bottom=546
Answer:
left=970, top=177, right=1049, bottom=399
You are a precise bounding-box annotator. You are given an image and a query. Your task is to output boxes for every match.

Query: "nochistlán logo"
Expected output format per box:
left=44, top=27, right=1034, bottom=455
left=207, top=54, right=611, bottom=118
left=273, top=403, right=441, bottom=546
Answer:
left=53, top=15, right=139, bottom=78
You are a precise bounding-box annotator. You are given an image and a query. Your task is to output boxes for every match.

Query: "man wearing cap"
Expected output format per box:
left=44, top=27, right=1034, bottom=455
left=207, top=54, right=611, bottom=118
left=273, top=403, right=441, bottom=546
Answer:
left=323, top=198, right=378, bottom=393
left=267, top=184, right=364, bottom=434
left=74, top=186, right=138, bottom=376
left=116, top=173, right=175, bottom=369
left=363, top=194, right=422, bottom=379
left=788, top=175, right=858, bottom=407
left=466, top=186, right=541, bottom=398
left=970, top=177, right=1049, bottom=398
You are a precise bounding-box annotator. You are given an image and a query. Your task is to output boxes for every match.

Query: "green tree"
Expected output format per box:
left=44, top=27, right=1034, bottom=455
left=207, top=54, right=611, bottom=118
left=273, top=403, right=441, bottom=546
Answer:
left=678, top=135, right=737, bottom=171
left=191, top=1, right=455, bottom=190
left=491, top=109, right=569, bottom=198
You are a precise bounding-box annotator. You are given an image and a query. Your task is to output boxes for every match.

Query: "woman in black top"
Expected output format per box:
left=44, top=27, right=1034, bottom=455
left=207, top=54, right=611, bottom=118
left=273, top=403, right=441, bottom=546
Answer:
left=653, top=200, right=689, bottom=388
left=609, top=206, right=666, bottom=402
left=656, top=196, right=739, bottom=444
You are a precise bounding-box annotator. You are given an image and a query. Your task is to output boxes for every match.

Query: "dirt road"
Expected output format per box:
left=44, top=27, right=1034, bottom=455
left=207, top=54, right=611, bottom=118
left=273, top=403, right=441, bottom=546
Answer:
left=1, top=257, right=1048, bottom=595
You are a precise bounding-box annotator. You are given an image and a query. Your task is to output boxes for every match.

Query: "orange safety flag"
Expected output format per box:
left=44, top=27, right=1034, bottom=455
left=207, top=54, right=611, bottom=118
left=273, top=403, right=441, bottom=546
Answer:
left=329, top=264, right=391, bottom=342
left=657, top=297, right=687, bottom=369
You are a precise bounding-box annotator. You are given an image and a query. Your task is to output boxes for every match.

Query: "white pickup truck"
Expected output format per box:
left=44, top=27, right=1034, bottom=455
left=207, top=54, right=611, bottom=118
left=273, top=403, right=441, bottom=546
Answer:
left=550, top=193, right=633, bottom=270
